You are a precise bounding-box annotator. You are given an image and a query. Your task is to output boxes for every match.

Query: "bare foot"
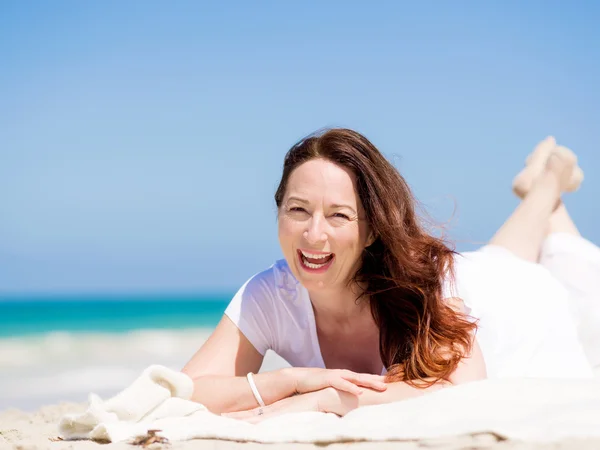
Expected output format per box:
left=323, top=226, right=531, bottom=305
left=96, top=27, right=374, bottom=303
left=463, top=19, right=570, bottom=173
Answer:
left=512, top=138, right=584, bottom=198
left=544, top=147, right=577, bottom=193
left=512, top=136, right=555, bottom=198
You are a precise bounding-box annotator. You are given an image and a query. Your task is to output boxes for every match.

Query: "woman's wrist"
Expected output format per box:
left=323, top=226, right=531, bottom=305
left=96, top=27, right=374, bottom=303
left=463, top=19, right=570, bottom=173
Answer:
left=318, top=387, right=357, bottom=416
left=318, top=379, right=452, bottom=416
left=249, top=368, right=300, bottom=407
left=277, top=367, right=301, bottom=396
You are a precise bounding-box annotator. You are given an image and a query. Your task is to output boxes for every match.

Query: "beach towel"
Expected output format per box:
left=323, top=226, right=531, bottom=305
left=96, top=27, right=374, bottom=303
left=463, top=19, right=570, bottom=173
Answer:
left=58, top=364, right=600, bottom=444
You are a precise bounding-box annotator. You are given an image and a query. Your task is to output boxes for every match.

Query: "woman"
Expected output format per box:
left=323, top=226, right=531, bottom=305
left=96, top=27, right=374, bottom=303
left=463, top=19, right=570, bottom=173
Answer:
left=182, top=130, right=599, bottom=421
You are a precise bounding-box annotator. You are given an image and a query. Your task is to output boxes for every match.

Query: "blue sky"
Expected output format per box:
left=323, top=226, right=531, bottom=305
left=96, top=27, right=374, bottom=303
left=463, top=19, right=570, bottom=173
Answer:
left=1, top=1, right=599, bottom=294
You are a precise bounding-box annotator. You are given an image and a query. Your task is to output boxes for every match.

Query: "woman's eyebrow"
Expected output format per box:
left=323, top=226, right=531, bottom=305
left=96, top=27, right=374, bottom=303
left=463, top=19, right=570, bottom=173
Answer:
left=286, top=196, right=309, bottom=204
left=287, top=197, right=357, bottom=214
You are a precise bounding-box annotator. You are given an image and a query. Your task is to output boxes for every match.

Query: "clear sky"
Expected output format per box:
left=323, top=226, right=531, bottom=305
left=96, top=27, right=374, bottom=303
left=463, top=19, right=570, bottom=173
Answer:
left=1, top=1, right=599, bottom=294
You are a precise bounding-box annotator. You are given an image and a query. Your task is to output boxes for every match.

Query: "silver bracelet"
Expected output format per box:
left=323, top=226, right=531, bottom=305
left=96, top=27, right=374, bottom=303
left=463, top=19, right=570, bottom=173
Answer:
left=246, top=372, right=266, bottom=407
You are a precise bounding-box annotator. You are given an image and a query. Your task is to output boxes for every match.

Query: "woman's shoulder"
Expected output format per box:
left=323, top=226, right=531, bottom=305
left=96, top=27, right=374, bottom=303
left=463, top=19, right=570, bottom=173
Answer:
left=240, top=259, right=304, bottom=304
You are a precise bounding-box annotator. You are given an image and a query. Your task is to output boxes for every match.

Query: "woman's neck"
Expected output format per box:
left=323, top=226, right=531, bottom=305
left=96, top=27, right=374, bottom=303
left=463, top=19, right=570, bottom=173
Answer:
left=309, top=283, right=371, bottom=327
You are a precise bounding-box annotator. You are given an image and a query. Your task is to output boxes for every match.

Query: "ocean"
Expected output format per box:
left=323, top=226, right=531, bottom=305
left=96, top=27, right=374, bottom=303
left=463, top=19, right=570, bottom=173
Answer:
left=0, top=294, right=231, bottom=337
left=0, top=294, right=289, bottom=412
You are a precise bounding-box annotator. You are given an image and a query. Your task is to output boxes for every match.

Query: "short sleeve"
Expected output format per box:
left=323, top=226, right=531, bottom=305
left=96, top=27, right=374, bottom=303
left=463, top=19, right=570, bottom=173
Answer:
left=224, top=270, right=277, bottom=356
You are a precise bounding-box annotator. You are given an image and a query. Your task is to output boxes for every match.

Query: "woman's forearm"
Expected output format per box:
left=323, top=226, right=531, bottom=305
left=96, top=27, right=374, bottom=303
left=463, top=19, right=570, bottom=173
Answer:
left=186, top=369, right=297, bottom=414
left=322, top=380, right=451, bottom=416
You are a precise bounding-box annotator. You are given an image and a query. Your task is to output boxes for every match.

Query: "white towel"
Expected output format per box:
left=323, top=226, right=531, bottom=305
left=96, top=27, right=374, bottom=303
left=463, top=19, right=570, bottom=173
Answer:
left=58, top=365, right=206, bottom=442
left=58, top=364, right=600, bottom=444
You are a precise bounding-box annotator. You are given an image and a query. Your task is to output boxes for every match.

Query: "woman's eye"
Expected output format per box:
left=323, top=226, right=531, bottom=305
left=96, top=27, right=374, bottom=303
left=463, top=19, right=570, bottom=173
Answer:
left=332, top=213, right=350, bottom=220
left=289, top=207, right=307, bottom=213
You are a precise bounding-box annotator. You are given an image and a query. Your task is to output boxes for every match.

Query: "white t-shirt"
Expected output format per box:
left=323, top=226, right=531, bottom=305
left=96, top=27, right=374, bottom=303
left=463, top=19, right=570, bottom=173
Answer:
left=225, top=259, right=328, bottom=370
left=225, top=255, right=594, bottom=379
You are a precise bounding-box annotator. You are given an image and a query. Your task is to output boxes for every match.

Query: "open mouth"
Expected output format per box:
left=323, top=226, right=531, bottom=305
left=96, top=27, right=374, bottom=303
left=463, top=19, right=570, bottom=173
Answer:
left=297, top=249, right=335, bottom=272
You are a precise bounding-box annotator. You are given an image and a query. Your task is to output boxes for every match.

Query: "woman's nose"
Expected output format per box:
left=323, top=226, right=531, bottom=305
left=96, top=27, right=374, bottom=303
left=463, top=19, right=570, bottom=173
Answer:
left=303, top=216, right=327, bottom=245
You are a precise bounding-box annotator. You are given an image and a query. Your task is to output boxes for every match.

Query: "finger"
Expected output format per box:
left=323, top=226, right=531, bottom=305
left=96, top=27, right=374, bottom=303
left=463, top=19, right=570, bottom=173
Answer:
left=329, top=378, right=363, bottom=395
left=362, top=375, right=388, bottom=391
left=338, top=370, right=385, bottom=383
left=344, top=373, right=388, bottom=391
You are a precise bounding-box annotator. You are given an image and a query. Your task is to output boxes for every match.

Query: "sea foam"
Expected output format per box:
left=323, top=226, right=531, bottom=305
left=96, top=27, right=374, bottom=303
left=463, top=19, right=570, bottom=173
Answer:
left=0, top=328, right=289, bottom=411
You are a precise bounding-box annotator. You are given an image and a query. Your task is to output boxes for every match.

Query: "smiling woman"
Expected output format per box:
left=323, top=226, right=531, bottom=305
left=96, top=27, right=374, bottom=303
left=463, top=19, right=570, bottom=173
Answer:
left=182, top=129, right=599, bottom=421
left=277, top=158, right=374, bottom=291
left=271, top=131, right=476, bottom=384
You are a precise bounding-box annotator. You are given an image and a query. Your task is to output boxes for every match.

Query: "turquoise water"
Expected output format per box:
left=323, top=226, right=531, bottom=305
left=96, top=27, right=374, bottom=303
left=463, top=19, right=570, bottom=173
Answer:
left=0, top=294, right=231, bottom=337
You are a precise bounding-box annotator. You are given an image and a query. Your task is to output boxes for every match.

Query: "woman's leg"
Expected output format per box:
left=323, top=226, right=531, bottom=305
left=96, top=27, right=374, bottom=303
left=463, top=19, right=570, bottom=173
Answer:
left=540, top=204, right=600, bottom=368
left=488, top=153, right=572, bottom=262
left=548, top=202, right=581, bottom=237
left=541, top=203, right=598, bottom=298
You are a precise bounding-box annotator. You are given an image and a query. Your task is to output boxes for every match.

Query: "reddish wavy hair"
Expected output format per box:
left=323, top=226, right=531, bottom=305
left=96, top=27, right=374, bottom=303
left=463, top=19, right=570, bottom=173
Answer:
left=274, top=128, right=476, bottom=386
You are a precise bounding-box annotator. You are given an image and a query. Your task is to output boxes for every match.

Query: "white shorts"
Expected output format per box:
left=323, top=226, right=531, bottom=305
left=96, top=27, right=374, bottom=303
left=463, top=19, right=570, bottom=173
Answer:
left=539, top=233, right=600, bottom=367
left=453, top=234, right=599, bottom=379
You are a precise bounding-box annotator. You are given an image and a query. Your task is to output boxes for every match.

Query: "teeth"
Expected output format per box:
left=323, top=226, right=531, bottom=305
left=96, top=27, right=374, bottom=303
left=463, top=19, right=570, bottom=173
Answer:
left=300, top=251, right=332, bottom=259
left=304, top=260, right=328, bottom=269
left=300, top=251, right=333, bottom=270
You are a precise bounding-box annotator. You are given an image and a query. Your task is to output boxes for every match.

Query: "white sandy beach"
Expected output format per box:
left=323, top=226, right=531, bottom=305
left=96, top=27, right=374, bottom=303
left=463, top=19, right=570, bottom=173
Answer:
left=2, top=330, right=600, bottom=450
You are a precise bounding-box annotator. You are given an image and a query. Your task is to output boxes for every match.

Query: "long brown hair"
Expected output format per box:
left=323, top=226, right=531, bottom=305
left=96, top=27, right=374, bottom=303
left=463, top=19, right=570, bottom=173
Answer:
left=274, top=128, right=476, bottom=385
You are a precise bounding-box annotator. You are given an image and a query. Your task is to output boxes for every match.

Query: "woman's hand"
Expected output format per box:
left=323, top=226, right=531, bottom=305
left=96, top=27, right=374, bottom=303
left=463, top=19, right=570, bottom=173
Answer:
left=223, top=377, right=456, bottom=423
left=221, top=368, right=387, bottom=422
left=222, top=387, right=348, bottom=423
left=287, top=367, right=387, bottom=396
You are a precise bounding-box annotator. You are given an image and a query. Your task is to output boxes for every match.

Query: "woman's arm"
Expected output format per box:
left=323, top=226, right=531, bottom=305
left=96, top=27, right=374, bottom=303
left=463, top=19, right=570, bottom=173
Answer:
left=224, top=337, right=486, bottom=421
left=322, top=337, right=487, bottom=415
left=322, top=304, right=487, bottom=415
left=182, top=315, right=295, bottom=414
left=320, top=380, right=447, bottom=416
left=222, top=378, right=452, bottom=421
left=445, top=297, right=488, bottom=384
left=182, top=316, right=388, bottom=414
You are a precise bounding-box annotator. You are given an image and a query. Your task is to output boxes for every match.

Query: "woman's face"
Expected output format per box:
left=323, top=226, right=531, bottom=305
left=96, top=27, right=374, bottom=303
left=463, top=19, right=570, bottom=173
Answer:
left=278, top=158, right=374, bottom=292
